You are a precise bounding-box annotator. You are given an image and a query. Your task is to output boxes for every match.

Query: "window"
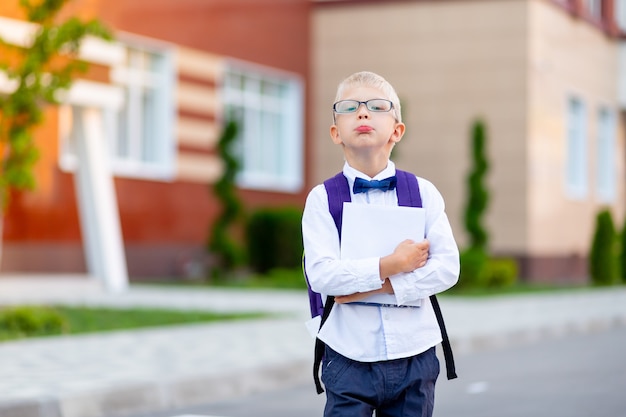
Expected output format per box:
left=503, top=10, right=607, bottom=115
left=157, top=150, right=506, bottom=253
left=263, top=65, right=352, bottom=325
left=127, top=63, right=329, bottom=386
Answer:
left=108, top=44, right=176, bottom=179
left=617, top=0, right=626, bottom=32
left=222, top=63, right=304, bottom=192
left=60, top=41, right=176, bottom=180
left=584, top=0, right=602, bottom=20
left=596, top=107, right=616, bottom=202
left=565, top=96, right=588, bottom=199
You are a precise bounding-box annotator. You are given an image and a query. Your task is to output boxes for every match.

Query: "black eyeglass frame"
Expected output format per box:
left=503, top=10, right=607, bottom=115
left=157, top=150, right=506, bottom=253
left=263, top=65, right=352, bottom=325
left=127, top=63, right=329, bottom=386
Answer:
left=332, top=99, right=395, bottom=114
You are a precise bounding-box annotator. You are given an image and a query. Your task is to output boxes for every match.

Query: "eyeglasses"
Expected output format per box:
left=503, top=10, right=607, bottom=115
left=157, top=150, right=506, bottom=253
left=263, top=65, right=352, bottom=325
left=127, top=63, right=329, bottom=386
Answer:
left=333, top=99, right=394, bottom=114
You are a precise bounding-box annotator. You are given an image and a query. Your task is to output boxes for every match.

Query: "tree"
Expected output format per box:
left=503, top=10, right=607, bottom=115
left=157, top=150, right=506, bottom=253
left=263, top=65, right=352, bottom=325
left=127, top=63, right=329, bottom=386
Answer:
left=589, top=208, right=618, bottom=286
left=464, top=119, right=490, bottom=251
left=208, top=120, right=246, bottom=279
left=0, top=0, right=111, bottom=265
left=620, top=217, right=626, bottom=284
left=459, top=119, right=491, bottom=287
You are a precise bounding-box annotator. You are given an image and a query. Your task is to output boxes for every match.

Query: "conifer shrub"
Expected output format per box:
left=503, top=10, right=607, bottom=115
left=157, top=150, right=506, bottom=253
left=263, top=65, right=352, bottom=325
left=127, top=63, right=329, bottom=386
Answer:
left=618, top=214, right=626, bottom=284
left=464, top=120, right=490, bottom=253
left=458, top=119, right=519, bottom=289
left=589, top=209, right=618, bottom=286
left=208, top=121, right=247, bottom=277
left=460, top=119, right=492, bottom=287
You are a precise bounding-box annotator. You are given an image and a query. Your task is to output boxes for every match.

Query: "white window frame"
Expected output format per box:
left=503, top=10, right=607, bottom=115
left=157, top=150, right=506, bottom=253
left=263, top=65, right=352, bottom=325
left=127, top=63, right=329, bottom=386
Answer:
left=565, top=96, right=588, bottom=199
left=585, top=0, right=603, bottom=20
left=221, top=60, right=304, bottom=193
left=108, top=37, right=176, bottom=180
left=596, top=106, right=616, bottom=202
left=617, top=0, right=626, bottom=32
left=60, top=37, right=176, bottom=181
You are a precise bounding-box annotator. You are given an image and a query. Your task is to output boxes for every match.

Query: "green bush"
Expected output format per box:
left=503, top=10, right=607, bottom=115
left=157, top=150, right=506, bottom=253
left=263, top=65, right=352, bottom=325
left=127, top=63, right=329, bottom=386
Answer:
left=247, top=206, right=303, bottom=274
left=483, top=257, right=518, bottom=288
left=459, top=249, right=518, bottom=289
left=459, top=247, right=488, bottom=288
left=618, top=218, right=626, bottom=284
left=0, top=306, right=68, bottom=340
left=589, top=209, right=618, bottom=286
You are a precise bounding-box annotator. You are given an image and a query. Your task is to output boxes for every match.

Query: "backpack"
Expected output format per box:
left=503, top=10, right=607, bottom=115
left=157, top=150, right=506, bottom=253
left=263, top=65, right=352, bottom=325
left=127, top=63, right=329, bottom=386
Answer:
left=304, top=169, right=457, bottom=394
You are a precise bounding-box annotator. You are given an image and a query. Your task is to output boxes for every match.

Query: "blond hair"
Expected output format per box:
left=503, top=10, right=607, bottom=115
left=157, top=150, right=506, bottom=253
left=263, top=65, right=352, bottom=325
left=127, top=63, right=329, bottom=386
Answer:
left=334, top=71, right=402, bottom=122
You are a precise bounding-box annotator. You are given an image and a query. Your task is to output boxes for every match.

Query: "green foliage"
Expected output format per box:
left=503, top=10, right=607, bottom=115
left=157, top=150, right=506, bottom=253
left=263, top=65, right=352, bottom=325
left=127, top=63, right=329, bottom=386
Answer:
left=220, top=267, right=307, bottom=289
left=0, top=0, right=112, bottom=208
left=459, top=119, right=498, bottom=288
left=0, top=304, right=265, bottom=342
left=0, top=305, right=67, bottom=340
left=589, top=208, right=618, bottom=286
left=459, top=249, right=518, bottom=289
left=483, top=257, right=518, bottom=288
left=464, top=119, right=490, bottom=251
left=247, top=206, right=303, bottom=274
left=459, top=247, right=488, bottom=287
left=618, top=214, right=626, bottom=284
left=208, top=120, right=246, bottom=275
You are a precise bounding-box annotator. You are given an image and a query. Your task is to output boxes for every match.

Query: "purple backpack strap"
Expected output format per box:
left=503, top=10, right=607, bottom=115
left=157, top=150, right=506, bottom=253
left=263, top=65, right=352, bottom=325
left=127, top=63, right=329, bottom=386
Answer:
left=324, top=172, right=352, bottom=234
left=396, top=169, right=422, bottom=208
left=305, top=273, right=324, bottom=318
left=305, top=173, right=351, bottom=319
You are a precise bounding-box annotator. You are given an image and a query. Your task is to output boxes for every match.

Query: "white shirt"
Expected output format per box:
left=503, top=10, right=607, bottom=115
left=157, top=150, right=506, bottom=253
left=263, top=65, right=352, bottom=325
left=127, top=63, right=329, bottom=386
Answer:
left=302, top=161, right=460, bottom=362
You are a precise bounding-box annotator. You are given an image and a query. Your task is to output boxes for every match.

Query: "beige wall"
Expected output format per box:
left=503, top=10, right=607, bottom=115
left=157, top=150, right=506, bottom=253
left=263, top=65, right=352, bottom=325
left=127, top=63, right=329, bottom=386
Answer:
left=313, top=0, right=530, bottom=252
left=527, top=0, right=625, bottom=257
left=313, top=0, right=626, bottom=281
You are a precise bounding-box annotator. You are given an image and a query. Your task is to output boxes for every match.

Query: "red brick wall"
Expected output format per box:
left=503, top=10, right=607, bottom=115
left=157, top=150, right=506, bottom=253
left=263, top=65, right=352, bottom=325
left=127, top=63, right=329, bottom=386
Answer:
left=0, top=0, right=311, bottom=278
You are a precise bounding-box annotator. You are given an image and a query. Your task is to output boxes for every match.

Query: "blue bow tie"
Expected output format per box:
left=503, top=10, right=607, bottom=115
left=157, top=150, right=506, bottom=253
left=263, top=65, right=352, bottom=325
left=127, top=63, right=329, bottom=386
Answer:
left=353, top=176, right=397, bottom=194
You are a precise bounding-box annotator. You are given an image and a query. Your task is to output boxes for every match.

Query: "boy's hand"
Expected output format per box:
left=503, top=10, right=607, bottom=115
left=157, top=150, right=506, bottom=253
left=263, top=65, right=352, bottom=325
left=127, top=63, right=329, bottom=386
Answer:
left=336, top=239, right=429, bottom=305
left=335, top=278, right=393, bottom=304
left=380, top=239, right=430, bottom=279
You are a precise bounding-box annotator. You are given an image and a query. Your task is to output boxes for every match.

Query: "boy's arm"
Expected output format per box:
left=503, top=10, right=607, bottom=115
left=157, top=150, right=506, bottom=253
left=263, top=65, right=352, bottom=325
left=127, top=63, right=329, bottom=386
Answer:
left=388, top=178, right=460, bottom=305
left=334, top=239, right=430, bottom=304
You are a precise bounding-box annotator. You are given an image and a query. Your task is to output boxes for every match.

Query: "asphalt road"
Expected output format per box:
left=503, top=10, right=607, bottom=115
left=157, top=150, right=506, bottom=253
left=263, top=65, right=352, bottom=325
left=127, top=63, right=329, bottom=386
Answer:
left=433, top=327, right=626, bottom=417
left=137, top=327, right=626, bottom=417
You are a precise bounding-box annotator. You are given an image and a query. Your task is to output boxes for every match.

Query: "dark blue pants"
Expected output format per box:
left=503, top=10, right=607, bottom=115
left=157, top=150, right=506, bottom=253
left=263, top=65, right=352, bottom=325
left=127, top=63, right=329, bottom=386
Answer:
left=321, top=346, right=439, bottom=417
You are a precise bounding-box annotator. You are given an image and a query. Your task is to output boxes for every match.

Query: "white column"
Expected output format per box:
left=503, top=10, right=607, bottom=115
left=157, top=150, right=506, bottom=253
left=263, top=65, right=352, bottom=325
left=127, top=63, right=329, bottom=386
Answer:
left=73, top=107, right=128, bottom=292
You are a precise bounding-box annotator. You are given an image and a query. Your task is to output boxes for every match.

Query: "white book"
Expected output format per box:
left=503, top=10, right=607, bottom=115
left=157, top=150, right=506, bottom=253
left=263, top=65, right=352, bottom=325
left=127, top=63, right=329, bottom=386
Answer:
left=340, top=202, right=425, bottom=306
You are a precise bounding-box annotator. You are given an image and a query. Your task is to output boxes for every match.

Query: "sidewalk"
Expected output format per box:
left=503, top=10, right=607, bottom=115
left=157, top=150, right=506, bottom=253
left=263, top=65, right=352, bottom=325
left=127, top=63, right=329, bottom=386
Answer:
left=1, top=274, right=626, bottom=417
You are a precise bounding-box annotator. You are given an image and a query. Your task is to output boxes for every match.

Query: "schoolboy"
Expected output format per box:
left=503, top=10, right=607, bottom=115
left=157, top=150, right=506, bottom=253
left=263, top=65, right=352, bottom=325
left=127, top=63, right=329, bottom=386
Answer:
left=302, top=71, right=460, bottom=417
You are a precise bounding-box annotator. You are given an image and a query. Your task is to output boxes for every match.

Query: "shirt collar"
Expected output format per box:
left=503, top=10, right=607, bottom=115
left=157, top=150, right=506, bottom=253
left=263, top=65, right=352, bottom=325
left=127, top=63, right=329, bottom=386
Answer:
left=342, top=160, right=396, bottom=187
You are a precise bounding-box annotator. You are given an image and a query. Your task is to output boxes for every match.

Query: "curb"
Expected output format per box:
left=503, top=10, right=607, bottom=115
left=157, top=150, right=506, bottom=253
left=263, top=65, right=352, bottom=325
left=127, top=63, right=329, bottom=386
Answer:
left=450, top=311, right=626, bottom=355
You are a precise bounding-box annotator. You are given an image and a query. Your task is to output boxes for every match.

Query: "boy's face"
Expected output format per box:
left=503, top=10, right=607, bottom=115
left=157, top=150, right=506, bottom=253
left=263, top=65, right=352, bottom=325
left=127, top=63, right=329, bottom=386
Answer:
left=330, top=86, right=405, bottom=159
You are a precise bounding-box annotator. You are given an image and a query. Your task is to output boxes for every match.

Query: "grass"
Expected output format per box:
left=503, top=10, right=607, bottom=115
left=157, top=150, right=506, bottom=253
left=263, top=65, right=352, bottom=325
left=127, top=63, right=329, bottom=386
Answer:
left=1, top=267, right=610, bottom=343
left=0, top=305, right=266, bottom=342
